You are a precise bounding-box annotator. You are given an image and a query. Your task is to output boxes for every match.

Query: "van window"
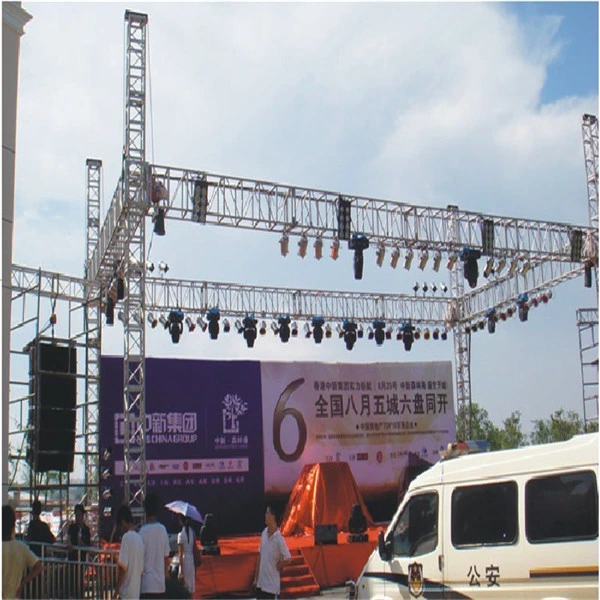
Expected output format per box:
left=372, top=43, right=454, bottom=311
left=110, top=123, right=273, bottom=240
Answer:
left=526, top=470, right=598, bottom=543
left=391, top=492, right=438, bottom=557
left=451, top=481, right=518, bottom=547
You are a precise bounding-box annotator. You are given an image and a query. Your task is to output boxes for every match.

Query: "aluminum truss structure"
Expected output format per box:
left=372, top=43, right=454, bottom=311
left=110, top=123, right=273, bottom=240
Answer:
left=582, top=114, right=599, bottom=232
left=577, top=308, right=599, bottom=431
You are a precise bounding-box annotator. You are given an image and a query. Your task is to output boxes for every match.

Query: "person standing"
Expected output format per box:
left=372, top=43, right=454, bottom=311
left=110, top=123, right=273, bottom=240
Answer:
left=67, top=503, right=91, bottom=599
left=176, top=515, right=196, bottom=594
left=139, top=493, right=170, bottom=599
left=115, top=505, right=144, bottom=600
left=3, top=504, right=43, bottom=599
left=253, top=505, right=291, bottom=599
left=26, top=499, right=55, bottom=557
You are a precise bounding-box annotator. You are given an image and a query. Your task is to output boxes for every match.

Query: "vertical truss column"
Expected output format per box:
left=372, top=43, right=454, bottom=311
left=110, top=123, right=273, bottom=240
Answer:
left=122, top=10, right=148, bottom=515
left=84, top=159, right=102, bottom=535
left=577, top=308, right=599, bottom=431
left=582, top=114, right=598, bottom=232
left=448, top=205, right=471, bottom=440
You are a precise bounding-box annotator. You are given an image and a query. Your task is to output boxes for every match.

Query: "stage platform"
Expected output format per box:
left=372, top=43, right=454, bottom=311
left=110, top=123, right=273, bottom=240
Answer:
left=194, top=527, right=381, bottom=598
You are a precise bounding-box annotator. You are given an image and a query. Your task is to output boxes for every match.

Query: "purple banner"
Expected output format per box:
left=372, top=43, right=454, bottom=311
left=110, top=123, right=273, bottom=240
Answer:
left=99, top=356, right=265, bottom=537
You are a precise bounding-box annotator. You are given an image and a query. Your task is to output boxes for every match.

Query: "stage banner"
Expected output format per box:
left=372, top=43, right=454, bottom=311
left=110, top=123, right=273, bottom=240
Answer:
left=99, top=356, right=265, bottom=536
left=260, top=361, right=454, bottom=499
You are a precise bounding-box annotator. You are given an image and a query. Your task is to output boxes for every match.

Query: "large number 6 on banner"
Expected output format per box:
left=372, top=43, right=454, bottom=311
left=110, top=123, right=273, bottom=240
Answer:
left=273, top=378, right=307, bottom=462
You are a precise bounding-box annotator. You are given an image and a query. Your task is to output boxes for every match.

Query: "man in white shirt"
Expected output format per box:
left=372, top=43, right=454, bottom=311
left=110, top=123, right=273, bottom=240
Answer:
left=139, top=494, right=170, bottom=599
left=253, top=505, right=292, bottom=599
left=115, top=505, right=144, bottom=600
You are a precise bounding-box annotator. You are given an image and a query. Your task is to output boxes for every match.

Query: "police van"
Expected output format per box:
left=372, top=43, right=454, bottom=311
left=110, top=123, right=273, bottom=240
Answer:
left=352, top=433, right=598, bottom=599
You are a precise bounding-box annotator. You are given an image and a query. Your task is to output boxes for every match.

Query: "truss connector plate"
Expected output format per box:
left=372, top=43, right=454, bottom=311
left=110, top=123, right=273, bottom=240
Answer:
left=125, top=10, right=148, bottom=25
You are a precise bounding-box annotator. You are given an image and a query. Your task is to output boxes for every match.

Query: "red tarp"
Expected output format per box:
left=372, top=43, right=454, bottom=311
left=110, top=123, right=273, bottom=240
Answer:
left=280, top=462, right=374, bottom=536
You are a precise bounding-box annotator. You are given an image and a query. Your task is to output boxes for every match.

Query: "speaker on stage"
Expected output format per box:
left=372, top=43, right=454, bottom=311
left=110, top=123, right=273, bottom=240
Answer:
left=27, top=342, right=77, bottom=473
left=314, top=523, right=338, bottom=545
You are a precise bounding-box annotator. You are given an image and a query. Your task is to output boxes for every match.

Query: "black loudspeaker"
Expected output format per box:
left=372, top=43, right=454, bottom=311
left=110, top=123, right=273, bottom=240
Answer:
left=27, top=342, right=77, bottom=472
left=314, top=524, right=338, bottom=545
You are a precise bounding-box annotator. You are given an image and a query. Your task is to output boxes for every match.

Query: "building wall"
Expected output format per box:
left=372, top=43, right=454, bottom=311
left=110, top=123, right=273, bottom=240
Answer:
left=2, top=1, right=32, bottom=503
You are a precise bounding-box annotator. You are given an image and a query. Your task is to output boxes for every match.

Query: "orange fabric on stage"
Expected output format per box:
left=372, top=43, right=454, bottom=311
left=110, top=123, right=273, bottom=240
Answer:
left=280, top=462, right=374, bottom=536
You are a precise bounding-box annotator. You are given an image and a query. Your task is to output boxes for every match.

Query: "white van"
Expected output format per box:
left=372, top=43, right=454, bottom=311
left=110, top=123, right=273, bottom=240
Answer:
left=352, top=433, right=598, bottom=599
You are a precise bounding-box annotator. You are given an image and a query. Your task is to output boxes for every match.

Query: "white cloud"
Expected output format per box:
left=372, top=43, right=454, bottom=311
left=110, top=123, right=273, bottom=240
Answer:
left=12, top=2, right=598, bottom=434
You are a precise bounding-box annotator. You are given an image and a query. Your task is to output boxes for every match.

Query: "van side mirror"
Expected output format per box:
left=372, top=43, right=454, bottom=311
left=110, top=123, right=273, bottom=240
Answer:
left=377, top=530, right=392, bottom=561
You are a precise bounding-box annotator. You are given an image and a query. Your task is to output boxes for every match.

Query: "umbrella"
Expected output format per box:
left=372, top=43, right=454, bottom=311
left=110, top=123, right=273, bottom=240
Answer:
left=165, top=500, right=203, bottom=523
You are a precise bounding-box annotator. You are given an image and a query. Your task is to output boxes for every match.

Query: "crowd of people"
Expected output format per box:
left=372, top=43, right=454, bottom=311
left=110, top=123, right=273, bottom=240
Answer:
left=2, top=496, right=292, bottom=600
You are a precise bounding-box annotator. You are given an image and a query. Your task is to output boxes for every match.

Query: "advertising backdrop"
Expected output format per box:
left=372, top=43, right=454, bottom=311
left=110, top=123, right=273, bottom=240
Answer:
left=99, top=357, right=454, bottom=536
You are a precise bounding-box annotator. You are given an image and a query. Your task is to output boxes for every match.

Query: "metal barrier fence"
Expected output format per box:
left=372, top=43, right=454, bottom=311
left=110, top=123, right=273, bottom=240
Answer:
left=22, top=542, right=119, bottom=599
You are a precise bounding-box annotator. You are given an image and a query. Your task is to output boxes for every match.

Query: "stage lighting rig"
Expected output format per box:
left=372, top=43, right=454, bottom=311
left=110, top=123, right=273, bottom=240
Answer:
left=357, top=325, right=364, bottom=339
left=260, top=321, right=268, bottom=336
left=486, top=308, right=497, bottom=334
left=516, top=293, right=529, bottom=322
left=185, top=316, right=196, bottom=332
left=401, top=322, right=414, bottom=351
left=376, top=243, right=385, bottom=268
left=314, top=237, right=323, bottom=260
left=404, top=249, right=414, bottom=270
left=223, top=319, right=231, bottom=333
left=242, top=315, right=257, bottom=348
left=158, top=261, right=169, bottom=274
left=483, top=257, right=494, bottom=278
left=432, top=250, right=442, bottom=272
left=342, top=320, right=358, bottom=351
left=330, top=238, right=340, bottom=260
left=418, top=250, right=429, bottom=270
left=196, top=316, right=208, bottom=332
left=277, top=315, right=291, bottom=343
left=207, top=308, right=220, bottom=340
left=312, top=316, right=325, bottom=344
left=279, top=234, right=289, bottom=257
left=447, top=252, right=458, bottom=270
left=147, top=312, right=158, bottom=328
left=167, top=309, right=184, bottom=343
left=390, top=246, right=400, bottom=269
left=291, top=321, right=298, bottom=337
left=298, top=235, right=308, bottom=258
left=349, top=233, right=369, bottom=280
left=460, top=247, right=481, bottom=288
left=373, top=320, right=385, bottom=346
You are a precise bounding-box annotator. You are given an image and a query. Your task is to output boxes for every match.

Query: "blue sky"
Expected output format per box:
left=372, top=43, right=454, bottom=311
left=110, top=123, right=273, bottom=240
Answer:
left=11, top=2, right=599, bottom=437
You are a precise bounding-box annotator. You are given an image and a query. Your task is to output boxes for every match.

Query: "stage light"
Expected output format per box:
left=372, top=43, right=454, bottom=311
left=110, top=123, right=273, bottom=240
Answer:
left=336, top=323, right=344, bottom=338
left=460, top=247, right=481, bottom=288
left=116, top=276, right=125, bottom=300
left=585, top=263, right=593, bottom=288
left=106, top=297, right=115, bottom=326
left=185, top=316, right=196, bottom=332
left=132, top=312, right=142, bottom=325
left=404, top=249, right=414, bottom=270
left=570, top=229, right=584, bottom=262
left=431, top=282, right=437, bottom=293
left=312, top=316, right=325, bottom=344
left=432, top=328, right=439, bottom=340
left=146, top=262, right=155, bottom=273
left=390, top=246, right=400, bottom=269
left=278, top=316, right=291, bottom=343
left=235, top=320, right=243, bottom=333
left=465, top=324, right=471, bottom=334
left=520, top=259, right=531, bottom=276
left=102, top=446, right=112, bottom=461
left=499, top=311, right=507, bottom=321
left=422, top=282, right=428, bottom=293
left=385, top=326, right=393, bottom=340
left=486, top=308, right=497, bottom=334
left=418, top=250, right=429, bottom=270
left=530, top=296, right=539, bottom=308
left=349, top=233, right=370, bottom=280
left=207, top=309, right=220, bottom=340
left=413, top=282, right=420, bottom=293
left=506, top=306, right=515, bottom=318
left=441, top=330, right=448, bottom=340
left=367, top=326, right=374, bottom=340
left=337, top=196, right=352, bottom=240
left=414, top=328, right=421, bottom=340
left=196, top=316, right=208, bottom=332
left=478, top=320, right=485, bottom=330
left=260, top=321, right=267, bottom=335
left=402, top=322, right=414, bottom=351
left=396, top=327, right=402, bottom=341
left=279, top=234, right=289, bottom=257
left=517, top=293, right=529, bottom=322
left=447, top=252, right=458, bottom=270
left=432, top=250, right=442, bottom=272
left=423, top=328, right=430, bottom=340
left=508, top=257, right=519, bottom=276
left=101, top=488, right=112, bottom=501
left=291, top=322, right=298, bottom=337
left=242, top=315, right=257, bottom=348
left=540, top=292, right=549, bottom=304
left=158, top=261, right=169, bottom=274
left=168, top=309, right=184, bottom=343
left=496, top=257, right=506, bottom=275
left=357, top=325, right=364, bottom=339
left=153, top=207, right=166, bottom=236
left=483, top=257, right=494, bottom=278
left=314, top=237, right=323, bottom=260
left=298, top=235, right=308, bottom=258
left=376, top=243, right=386, bottom=268
left=373, top=320, right=385, bottom=346
left=331, top=238, right=340, bottom=260
left=101, top=467, right=112, bottom=481
left=325, top=324, right=333, bottom=339
left=223, top=319, right=231, bottom=333
left=440, top=282, right=448, bottom=293
left=117, top=310, right=125, bottom=324
left=342, top=320, right=358, bottom=351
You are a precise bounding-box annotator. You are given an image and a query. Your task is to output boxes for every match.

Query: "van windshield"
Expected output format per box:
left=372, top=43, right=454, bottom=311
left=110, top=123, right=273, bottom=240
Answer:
left=391, top=492, right=438, bottom=557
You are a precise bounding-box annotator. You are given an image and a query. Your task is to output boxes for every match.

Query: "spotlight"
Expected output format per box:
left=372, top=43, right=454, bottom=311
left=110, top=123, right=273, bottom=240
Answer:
left=259, top=321, right=267, bottom=336
left=422, top=282, right=428, bottom=293
left=349, top=233, right=370, bottom=280
left=304, top=322, right=312, bottom=338
left=385, top=326, right=393, bottom=340
left=401, top=322, right=414, bottom=351
left=102, top=446, right=112, bottom=461
left=331, top=238, right=340, bottom=260
left=325, top=324, right=333, bottom=339
left=486, top=308, right=497, bottom=334
left=117, top=310, right=125, bottom=324
left=102, top=488, right=112, bottom=501
left=242, top=315, right=257, bottom=348
left=196, top=316, right=207, bottom=332
left=404, top=249, right=414, bottom=270
left=280, top=234, right=289, bottom=257
left=298, top=235, right=308, bottom=258
left=483, top=257, right=494, bottom=278
left=496, top=257, right=506, bottom=275
left=423, top=328, right=431, bottom=340
left=373, top=320, right=385, bottom=346
left=430, top=282, right=437, bottom=293
left=460, top=247, right=481, bottom=288
left=414, top=328, right=421, bottom=340
left=185, top=316, right=196, bottom=332
left=146, top=262, right=155, bottom=273
left=413, top=282, right=420, bottom=293
left=376, top=243, right=386, bottom=268
left=447, top=253, right=458, bottom=270
left=314, top=237, right=323, bottom=260
left=506, top=306, right=515, bottom=318
left=396, top=327, right=402, bottom=341
left=478, top=320, right=485, bottom=331
left=441, top=330, right=448, bottom=341
left=106, top=297, right=115, bottom=326
left=342, top=320, right=357, bottom=351
left=101, top=467, right=112, bottom=481
left=223, top=319, right=231, bottom=333
left=530, top=297, right=539, bottom=308
left=291, top=321, right=298, bottom=337
left=540, top=292, right=549, bottom=304
left=168, top=309, right=184, bottom=343
left=235, top=320, right=244, bottom=333
left=516, top=293, right=529, bottom=322
left=520, top=259, right=531, bottom=276
left=432, top=250, right=442, bottom=272
left=418, top=250, right=429, bottom=270
left=367, top=326, right=374, bottom=340
left=278, top=315, right=291, bottom=343
left=153, top=207, right=166, bottom=236
left=440, top=282, right=448, bottom=293
left=499, top=311, right=507, bottom=321
left=312, top=316, right=325, bottom=344
left=390, top=246, right=400, bottom=269
left=158, top=261, right=169, bottom=274
left=159, top=314, right=169, bottom=329
left=357, top=325, right=364, bottom=339
left=508, top=257, right=519, bottom=276
left=206, top=308, right=220, bottom=340
left=432, top=328, right=439, bottom=340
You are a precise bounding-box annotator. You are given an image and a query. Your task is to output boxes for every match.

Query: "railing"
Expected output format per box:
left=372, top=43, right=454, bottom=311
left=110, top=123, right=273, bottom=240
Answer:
left=21, top=542, right=119, bottom=599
